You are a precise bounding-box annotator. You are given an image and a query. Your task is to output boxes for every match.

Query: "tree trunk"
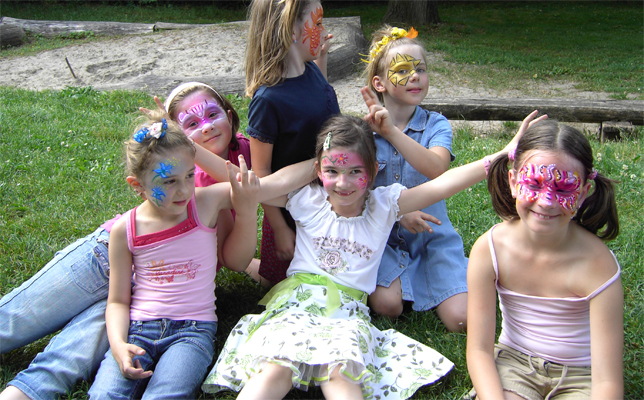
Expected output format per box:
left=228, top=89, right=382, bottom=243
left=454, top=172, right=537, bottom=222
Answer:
left=383, top=0, right=441, bottom=26
left=0, top=23, right=26, bottom=48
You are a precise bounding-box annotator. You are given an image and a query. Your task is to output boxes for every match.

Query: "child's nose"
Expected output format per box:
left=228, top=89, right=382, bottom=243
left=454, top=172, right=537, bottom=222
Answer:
left=537, top=191, right=555, bottom=208
left=202, top=123, right=214, bottom=135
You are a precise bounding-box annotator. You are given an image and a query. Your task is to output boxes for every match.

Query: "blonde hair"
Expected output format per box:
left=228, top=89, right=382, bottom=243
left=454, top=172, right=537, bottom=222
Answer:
left=126, top=110, right=196, bottom=179
left=363, top=25, right=427, bottom=103
left=245, top=0, right=314, bottom=97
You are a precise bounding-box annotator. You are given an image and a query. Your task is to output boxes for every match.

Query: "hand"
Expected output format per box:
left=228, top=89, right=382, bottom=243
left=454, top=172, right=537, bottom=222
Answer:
left=319, top=33, right=333, bottom=56
left=274, top=225, right=296, bottom=261
left=138, top=96, right=166, bottom=116
left=227, top=155, right=259, bottom=217
left=361, top=86, right=395, bottom=137
left=502, top=110, right=548, bottom=154
left=112, top=342, right=153, bottom=380
left=399, top=210, right=442, bottom=234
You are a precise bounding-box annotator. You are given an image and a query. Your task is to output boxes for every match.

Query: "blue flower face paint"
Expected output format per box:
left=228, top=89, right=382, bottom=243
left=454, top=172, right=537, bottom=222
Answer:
left=142, top=152, right=195, bottom=211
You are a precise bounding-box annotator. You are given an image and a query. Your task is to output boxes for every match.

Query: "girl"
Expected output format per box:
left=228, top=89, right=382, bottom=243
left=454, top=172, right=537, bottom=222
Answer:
left=201, top=110, right=533, bottom=400
left=87, top=113, right=315, bottom=399
left=0, top=82, right=258, bottom=400
left=245, top=0, right=340, bottom=285
left=466, top=121, right=623, bottom=399
left=361, top=25, right=469, bottom=331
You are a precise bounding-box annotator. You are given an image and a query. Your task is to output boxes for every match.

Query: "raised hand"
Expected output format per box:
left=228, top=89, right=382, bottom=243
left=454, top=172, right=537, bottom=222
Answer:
left=361, top=86, right=395, bottom=137
left=227, top=155, right=259, bottom=218
left=138, top=95, right=167, bottom=116
left=502, top=110, right=548, bottom=154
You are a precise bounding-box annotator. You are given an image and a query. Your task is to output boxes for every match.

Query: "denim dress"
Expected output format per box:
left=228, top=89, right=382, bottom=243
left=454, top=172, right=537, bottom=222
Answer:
left=373, top=106, right=468, bottom=311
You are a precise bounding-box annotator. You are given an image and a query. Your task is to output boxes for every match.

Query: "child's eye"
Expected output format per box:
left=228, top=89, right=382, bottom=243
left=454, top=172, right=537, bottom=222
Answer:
left=187, top=172, right=195, bottom=179
left=208, top=111, right=219, bottom=119
left=396, top=69, right=408, bottom=75
left=416, top=67, right=426, bottom=73
left=527, top=184, right=542, bottom=190
left=164, top=179, right=176, bottom=185
left=351, top=169, right=363, bottom=174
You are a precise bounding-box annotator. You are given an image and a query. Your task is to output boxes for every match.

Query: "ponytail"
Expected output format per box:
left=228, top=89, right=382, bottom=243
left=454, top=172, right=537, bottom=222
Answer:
left=575, top=172, right=619, bottom=240
left=487, top=153, right=518, bottom=220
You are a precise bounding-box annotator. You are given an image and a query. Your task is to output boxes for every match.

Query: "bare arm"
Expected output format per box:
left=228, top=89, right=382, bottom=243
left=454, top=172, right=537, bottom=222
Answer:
left=589, top=268, right=623, bottom=399
left=106, top=219, right=152, bottom=380
left=313, top=33, right=333, bottom=79
left=466, top=233, right=506, bottom=399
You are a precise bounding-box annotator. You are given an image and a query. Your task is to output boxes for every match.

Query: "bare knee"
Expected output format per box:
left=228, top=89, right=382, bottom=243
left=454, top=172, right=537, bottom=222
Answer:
left=368, top=281, right=403, bottom=318
left=0, top=386, right=31, bottom=400
left=321, top=365, right=363, bottom=400
left=436, top=293, right=468, bottom=333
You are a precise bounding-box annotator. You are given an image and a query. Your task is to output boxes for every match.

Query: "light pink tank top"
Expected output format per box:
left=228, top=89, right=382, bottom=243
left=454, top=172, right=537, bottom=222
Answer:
left=126, top=195, right=218, bottom=322
left=488, top=225, right=620, bottom=367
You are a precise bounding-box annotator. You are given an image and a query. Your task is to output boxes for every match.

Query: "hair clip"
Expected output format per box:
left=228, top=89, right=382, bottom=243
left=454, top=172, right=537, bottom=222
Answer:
left=508, top=149, right=516, bottom=161
left=588, top=168, right=598, bottom=180
left=362, top=27, right=419, bottom=63
left=134, top=118, right=168, bottom=143
left=323, top=131, right=332, bottom=150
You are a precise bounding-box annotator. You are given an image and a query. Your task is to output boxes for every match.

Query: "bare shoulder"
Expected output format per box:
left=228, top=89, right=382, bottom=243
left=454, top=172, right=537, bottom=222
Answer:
left=571, top=223, right=620, bottom=295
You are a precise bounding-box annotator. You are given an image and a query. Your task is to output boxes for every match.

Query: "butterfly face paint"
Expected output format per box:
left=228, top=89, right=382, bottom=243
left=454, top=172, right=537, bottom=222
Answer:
left=301, top=5, right=325, bottom=56
left=387, top=53, right=422, bottom=87
left=515, top=163, right=583, bottom=212
left=177, top=100, right=227, bottom=139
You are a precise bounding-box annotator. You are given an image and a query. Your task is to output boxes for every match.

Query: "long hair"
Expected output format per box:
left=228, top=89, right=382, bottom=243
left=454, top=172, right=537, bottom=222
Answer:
left=126, top=110, right=196, bottom=180
left=315, top=115, right=379, bottom=187
left=245, top=0, right=313, bottom=97
left=487, top=120, right=619, bottom=240
left=363, top=24, right=427, bottom=103
left=164, top=82, right=240, bottom=151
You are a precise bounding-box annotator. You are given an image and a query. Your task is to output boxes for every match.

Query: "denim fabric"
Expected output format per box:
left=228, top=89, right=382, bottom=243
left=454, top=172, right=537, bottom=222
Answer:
left=88, top=319, right=217, bottom=400
left=373, top=107, right=468, bottom=310
left=0, top=228, right=111, bottom=399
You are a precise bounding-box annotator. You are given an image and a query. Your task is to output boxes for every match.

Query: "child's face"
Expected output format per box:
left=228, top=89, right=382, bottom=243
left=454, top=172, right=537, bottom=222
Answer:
left=375, top=44, right=428, bottom=107
left=293, top=2, right=326, bottom=60
left=138, top=149, right=196, bottom=214
left=509, top=151, right=591, bottom=235
left=317, top=147, right=370, bottom=218
left=176, top=91, right=233, bottom=159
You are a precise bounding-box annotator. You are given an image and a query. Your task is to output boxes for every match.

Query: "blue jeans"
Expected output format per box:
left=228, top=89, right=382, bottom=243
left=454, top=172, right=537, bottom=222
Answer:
left=88, top=319, right=217, bottom=400
left=0, top=227, right=111, bottom=400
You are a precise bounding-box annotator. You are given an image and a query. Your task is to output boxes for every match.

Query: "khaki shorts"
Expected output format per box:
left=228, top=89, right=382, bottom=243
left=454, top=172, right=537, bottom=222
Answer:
left=468, top=343, right=591, bottom=400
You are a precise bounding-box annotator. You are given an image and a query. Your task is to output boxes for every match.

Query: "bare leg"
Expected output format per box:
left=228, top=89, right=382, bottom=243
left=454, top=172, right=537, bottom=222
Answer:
left=435, top=292, right=468, bottom=332
left=368, top=278, right=403, bottom=318
left=245, top=258, right=271, bottom=287
left=320, top=365, right=363, bottom=400
left=237, top=362, right=293, bottom=400
left=0, top=386, right=31, bottom=400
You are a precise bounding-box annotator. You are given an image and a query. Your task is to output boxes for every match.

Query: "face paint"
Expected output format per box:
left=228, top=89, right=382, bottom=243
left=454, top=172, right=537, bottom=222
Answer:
left=148, top=157, right=183, bottom=208
left=387, top=53, right=422, bottom=87
left=320, top=151, right=369, bottom=191
left=516, top=163, right=583, bottom=212
left=301, top=5, right=324, bottom=56
left=177, top=100, right=227, bottom=138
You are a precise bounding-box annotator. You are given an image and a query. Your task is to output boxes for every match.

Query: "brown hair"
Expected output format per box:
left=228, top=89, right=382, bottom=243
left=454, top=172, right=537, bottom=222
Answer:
left=165, top=82, right=241, bottom=151
left=125, top=110, right=196, bottom=180
left=487, top=120, right=619, bottom=240
left=363, top=24, right=427, bottom=103
left=315, top=114, right=378, bottom=186
left=245, top=0, right=314, bottom=97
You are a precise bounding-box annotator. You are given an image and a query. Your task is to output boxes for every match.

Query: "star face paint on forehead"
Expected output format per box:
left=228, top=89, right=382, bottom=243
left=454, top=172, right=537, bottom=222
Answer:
left=516, top=163, right=583, bottom=212
left=387, top=53, right=422, bottom=87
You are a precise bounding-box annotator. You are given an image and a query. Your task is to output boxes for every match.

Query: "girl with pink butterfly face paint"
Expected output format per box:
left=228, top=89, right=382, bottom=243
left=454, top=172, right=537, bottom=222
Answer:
left=467, top=120, right=623, bottom=400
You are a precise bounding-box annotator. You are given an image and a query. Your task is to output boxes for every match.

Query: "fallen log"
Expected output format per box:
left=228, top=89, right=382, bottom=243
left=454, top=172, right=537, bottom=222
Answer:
left=0, top=22, right=26, bottom=48
left=1, top=16, right=154, bottom=37
left=421, top=97, right=644, bottom=125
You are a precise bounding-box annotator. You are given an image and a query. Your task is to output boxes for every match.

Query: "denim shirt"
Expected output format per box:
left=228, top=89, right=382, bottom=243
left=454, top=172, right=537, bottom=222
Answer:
left=373, top=106, right=468, bottom=311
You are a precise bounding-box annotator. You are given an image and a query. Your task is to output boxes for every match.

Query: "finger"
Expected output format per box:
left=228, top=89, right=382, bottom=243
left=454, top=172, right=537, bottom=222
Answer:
left=327, top=33, right=334, bottom=41
left=139, top=107, right=152, bottom=115
left=527, top=114, right=548, bottom=128
left=419, top=212, right=442, bottom=226
left=226, top=160, right=236, bottom=184
left=361, top=86, right=380, bottom=108
left=238, top=155, right=248, bottom=187
left=153, top=96, right=165, bottom=113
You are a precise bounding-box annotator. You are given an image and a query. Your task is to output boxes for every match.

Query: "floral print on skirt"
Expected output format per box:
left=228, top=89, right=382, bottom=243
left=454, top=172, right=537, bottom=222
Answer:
left=202, top=282, right=453, bottom=399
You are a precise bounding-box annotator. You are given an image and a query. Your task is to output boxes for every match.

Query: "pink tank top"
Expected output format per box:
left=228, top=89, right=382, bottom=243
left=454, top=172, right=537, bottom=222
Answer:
left=126, top=195, right=218, bottom=322
left=488, top=225, right=620, bottom=367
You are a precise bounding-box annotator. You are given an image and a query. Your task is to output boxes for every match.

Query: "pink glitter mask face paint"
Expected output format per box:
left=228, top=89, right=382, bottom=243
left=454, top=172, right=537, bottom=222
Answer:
left=516, top=163, right=583, bottom=212
left=320, top=151, right=369, bottom=191
left=177, top=100, right=227, bottom=137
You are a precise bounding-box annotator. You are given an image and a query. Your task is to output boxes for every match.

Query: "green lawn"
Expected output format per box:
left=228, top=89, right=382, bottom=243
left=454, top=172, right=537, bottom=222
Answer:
left=1, top=1, right=642, bottom=399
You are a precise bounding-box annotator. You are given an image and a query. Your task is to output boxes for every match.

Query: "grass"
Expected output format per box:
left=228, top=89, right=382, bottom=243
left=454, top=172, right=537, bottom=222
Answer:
left=1, top=1, right=643, bottom=399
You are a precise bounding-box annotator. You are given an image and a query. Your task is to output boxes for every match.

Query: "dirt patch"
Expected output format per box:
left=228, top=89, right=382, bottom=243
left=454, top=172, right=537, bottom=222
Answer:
left=0, top=18, right=610, bottom=133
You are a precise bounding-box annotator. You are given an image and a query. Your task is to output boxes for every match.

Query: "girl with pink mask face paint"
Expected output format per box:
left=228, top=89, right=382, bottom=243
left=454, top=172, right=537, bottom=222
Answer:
left=202, top=113, right=531, bottom=400
left=466, top=120, right=623, bottom=400
left=244, top=0, right=340, bottom=287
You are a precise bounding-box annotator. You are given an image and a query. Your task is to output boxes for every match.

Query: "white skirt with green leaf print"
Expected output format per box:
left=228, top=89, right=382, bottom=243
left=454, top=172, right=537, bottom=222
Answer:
left=201, top=282, right=453, bottom=399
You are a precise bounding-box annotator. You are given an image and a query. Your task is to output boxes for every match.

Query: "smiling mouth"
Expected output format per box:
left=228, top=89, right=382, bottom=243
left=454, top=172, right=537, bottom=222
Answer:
left=204, top=134, right=221, bottom=143
left=532, top=211, right=558, bottom=219
left=174, top=199, right=188, bottom=206
left=335, top=190, right=355, bottom=197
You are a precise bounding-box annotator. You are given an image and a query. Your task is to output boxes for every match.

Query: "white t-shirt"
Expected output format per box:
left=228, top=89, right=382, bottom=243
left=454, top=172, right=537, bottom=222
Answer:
left=286, top=183, right=404, bottom=294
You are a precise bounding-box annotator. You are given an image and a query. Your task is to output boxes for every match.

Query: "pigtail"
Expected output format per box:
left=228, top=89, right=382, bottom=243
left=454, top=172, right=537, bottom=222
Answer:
left=487, top=153, right=518, bottom=220
left=574, top=173, right=620, bottom=241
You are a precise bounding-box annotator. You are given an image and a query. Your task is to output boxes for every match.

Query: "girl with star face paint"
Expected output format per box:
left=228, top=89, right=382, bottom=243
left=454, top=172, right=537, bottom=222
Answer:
left=87, top=111, right=317, bottom=399
left=244, top=0, right=340, bottom=286
left=467, top=120, right=623, bottom=400
left=361, top=25, right=470, bottom=333
left=202, top=113, right=532, bottom=400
